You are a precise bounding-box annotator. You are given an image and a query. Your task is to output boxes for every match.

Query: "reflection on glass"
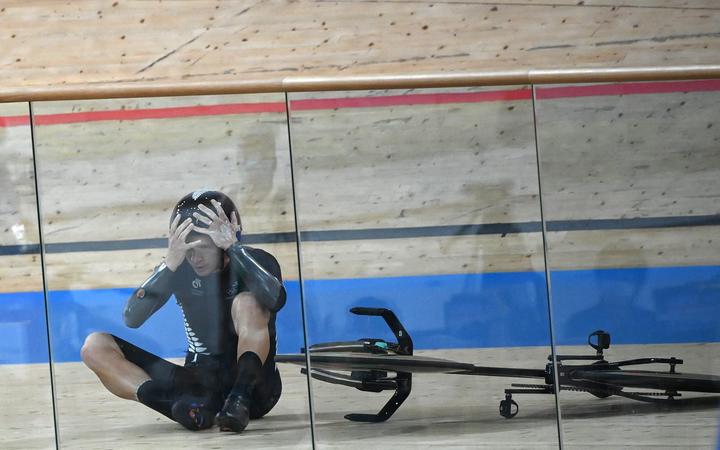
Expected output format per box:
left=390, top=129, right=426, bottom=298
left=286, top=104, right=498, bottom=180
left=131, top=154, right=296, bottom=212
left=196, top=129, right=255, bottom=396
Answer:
left=0, top=103, right=56, bottom=449
left=32, top=95, right=311, bottom=447
left=289, top=87, right=559, bottom=447
left=536, top=80, right=720, bottom=448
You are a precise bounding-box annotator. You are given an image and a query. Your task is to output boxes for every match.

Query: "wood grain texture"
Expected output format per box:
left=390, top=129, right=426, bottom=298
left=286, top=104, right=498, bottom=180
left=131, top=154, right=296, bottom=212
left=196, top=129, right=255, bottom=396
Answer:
left=300, top=234, right=545, bottom=279
left=4, top=345, right=715, bottom=449
left=0, top=103, right=39, bottom=247
left=1, top=1, right=720, bottom=100
left=31, top=94, right=294, bottom=243
left=4, top=225, right=717, bottom=294
left=555, top=342, right=720, bottom=449
left=290, top=87, right=540, bottom=230
left=0, top=362, right=55, bottom=449
left=537, top=88, right=720, bottom=221
left=0, top=254, right=43, bottom=293
left=547, top=227, right=720, bottom=270
left=41, top=244, right=300, bottom=291
left=49, top=361, right=312, bottom=450
left=2, top=86, right=720, bottom=293
left=0, top=234, right=542, bottom=292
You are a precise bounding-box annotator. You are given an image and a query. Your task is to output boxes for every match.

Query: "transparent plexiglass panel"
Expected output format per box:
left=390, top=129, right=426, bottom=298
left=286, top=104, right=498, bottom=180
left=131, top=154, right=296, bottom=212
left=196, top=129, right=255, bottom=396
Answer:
left=0, top=103, right=56, bottom=449
left=289, top=87, right=559, bottom=448
left=32, top=95, right=311, bottom=448
left=535, top=80, right=720, bottom=448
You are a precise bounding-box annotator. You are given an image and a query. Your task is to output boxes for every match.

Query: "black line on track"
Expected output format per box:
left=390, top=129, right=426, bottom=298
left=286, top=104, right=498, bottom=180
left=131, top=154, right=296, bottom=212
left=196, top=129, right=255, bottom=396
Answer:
left=3, top=214, right=719, bottom=256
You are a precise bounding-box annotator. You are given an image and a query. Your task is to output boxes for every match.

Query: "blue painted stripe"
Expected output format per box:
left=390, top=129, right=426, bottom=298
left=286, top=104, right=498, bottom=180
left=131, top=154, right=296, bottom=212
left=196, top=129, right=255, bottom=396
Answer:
left=551, top=266, right=720, bottom=345
left=1, top=266, right=719, bottom=364
left=0, top=291, right=49, bottom=363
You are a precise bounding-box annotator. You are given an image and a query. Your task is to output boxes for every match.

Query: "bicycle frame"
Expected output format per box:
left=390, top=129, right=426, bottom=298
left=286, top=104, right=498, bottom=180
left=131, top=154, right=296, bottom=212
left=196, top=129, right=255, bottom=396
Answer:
left=276, top=307, right=720, bottom=422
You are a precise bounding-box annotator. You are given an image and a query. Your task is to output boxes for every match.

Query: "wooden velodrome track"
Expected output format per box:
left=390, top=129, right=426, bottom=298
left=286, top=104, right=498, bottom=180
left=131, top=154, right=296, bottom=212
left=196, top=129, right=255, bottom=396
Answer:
left=1, top=0, right=720, bottom=98
left=2, top=83, right=719, bottom=449
left=1, top=1, right=720, bottom=449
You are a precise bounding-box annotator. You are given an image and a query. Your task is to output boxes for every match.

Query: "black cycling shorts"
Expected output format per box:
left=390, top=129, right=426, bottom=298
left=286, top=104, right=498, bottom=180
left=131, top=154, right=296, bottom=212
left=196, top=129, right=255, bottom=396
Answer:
left=112, top=335, right=282, bottom=419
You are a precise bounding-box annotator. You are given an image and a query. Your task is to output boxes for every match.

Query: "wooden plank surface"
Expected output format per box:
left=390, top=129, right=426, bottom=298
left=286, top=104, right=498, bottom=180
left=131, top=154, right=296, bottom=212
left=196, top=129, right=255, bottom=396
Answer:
left=3, top=234, right=543, bottom=292
left=51, top=361, right=313, bottom=450
left=1, top=4, right=719, bottom=449
left=31, top=94, right=294, bottom=243
left=2, top=86, right=720, bottom=292
left=536, top=88, right=720, bottom=221
left=0, top=362, right=55, bottom=450
left=40, top=244, right=299, bottom=291
left=0, top=254, right=43, bottom=293
left=1, top=0, right=720, bottom=100
left=4, top=226, right=719, bottom=294
left=2, top=344, right=718, bottom=449
left=547, top=227, right=720, bottom=271
left=0, top=102, right=38, bottom=247
left=554, top=342, right=720, bottom=449
left=290, top=87, right=541, bottom=230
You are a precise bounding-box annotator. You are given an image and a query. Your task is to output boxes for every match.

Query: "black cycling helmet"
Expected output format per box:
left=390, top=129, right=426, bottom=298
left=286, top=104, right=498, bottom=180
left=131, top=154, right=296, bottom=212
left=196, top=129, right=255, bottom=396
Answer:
left=171, top=190, right=240, bottom=237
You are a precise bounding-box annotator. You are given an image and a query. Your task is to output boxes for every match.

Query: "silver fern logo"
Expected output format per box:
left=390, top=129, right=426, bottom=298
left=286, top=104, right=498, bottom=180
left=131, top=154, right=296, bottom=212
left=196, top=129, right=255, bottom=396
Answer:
left=180, top=306, right=207, bottom=354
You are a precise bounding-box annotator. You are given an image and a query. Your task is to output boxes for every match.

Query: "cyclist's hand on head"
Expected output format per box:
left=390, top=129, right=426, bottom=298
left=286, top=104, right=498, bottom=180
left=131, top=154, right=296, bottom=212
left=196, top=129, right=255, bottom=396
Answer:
left=192, top=199, right=241, bottom=250
left=166, top=215, right=202, bottom=271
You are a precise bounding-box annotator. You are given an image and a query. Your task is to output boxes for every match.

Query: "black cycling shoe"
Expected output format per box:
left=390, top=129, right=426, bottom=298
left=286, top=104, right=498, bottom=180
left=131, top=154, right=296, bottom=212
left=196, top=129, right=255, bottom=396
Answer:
left=215, top=394, right=251, bottom=433
left=171, top=397, right=216, bottom=431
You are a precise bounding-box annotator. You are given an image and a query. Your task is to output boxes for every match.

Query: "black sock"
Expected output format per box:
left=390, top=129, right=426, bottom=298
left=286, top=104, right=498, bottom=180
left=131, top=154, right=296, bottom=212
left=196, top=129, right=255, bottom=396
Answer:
left=229, top=352, right=263, bottom=398
left=136, top=379, right=176, bottom=420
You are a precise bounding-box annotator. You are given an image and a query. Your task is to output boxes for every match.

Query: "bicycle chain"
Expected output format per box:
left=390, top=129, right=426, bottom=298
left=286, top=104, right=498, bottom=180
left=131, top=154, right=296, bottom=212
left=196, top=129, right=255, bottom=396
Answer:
left=510, top=383, right=675, bottom=398
left=559, top=385, right=676, bottom=397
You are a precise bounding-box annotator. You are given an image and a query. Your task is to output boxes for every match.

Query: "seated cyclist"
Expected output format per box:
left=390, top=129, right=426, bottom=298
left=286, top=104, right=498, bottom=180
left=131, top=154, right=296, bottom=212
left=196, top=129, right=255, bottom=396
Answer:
left=81, top=190, right=286, bottom=432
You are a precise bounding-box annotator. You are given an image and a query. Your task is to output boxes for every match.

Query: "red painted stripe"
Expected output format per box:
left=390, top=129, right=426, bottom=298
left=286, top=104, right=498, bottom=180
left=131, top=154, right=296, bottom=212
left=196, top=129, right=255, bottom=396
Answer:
left=1, top=102, right=285, bottom=127
left=32, top=101, right=287, bottom=126
left=535, top=79, right=720, bottom=100
left=0, top=115, right=31, bottom=127
left=1, top=80, right=719, bottom=128
left=289, top=89, right=532, bottom=111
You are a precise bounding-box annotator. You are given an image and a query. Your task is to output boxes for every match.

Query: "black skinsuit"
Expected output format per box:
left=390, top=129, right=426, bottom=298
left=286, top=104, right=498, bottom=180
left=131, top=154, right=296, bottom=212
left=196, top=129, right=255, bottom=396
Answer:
left=115, top=246, right=283, bottom=418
